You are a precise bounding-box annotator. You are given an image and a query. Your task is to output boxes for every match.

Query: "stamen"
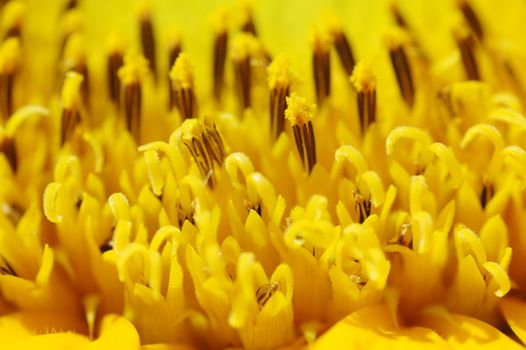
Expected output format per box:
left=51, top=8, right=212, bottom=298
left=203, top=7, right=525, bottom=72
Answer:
left=255, top=282, right=280, bottom=308
left=350, top=62, right=377, bottom=134
left=332, top=30, right=356, bottom=77
left=0, top=255, right=17, bottom=276
left=137, top=3, right=157, bottom=80
left=58, top=8, right=82, bottom=60
left=166, top=27, right=182, bottom=108
left=60, top=71, right=83, bottom=145
left=64, top=0, right=77, bottom=12
left=1, top=202, right=23, bottom=225
left=238, top=0, right=257, bottom=35
left=385, top=30, right=415, bottom=108
left=107, top=52, right=124, bottom=107
left=177, top=117, right=226, bottom=188
left=213, top=31, right=228, bottom=102
left=2, top=1, right=24, bottom=40
left=267, top=53, right=293, bottom=140
left=0, top=38, right=20, bottom=121
left=285, top=93, right=317, bottom=173
left=210, top=8, right=228, bottom=101
left=354, top=191, right=372, bottom=223
left=458, top=0, right=484, bottom=41
left=455, top=26, right=480, bottom=81
left=349, top=274, right=367, bottom=290
left=118, top=52, right=148, bottom=143
left=311, top=28, right=332, bottom=105
left=437, top=86, right=455, bottom=118
left=63, top=33, right=90, bottom=108
left=480, top=180, right=493, bottom=209
left=230, top=33, right=262, bottom=111
left=169, top=52, right=197, bottom=120
left=105, top=34, right=124, bottom=107
left=99, top=238, right=114, bottom=253
left=0, top=134, right=17, bottom=171
left=390, top=3, right=408, bottom=29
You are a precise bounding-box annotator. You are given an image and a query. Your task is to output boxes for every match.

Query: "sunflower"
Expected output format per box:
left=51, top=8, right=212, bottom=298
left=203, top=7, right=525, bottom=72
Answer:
left=2, top=0, right=526, bottom=349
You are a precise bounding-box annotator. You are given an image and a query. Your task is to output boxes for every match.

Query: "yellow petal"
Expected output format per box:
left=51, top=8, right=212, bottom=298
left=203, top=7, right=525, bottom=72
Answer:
left=312, top=304, right=450, bottom=350
left=502, top=297, right=526, bottom=346
left=419, top=312, right=523, bottom=350
left=86, top=314, right=140, bottom=350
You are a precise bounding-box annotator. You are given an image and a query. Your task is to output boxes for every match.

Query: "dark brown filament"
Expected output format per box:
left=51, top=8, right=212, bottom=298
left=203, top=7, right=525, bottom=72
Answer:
left=122, top=82, right=142, bottom=143
left=313, top=46, right=331, bottom=105
left=356, top=88, right=377, bottom=134
left=233, top=57, right=251, bottom=110
left=107, top=51, right=124, bottom=107
left=213, top=31, right=228, bottom=101
left=167, top=42, right=181, bottom=108
left=459, top=1, right=484, bottom=41
left=172, top=86, right=197, bottom=120
left=389, top=45, right=415, bottom=108
left=1, top=136, right=17, bottom=171
left=0, top=70, right=14, bottom=120
left=61, top=108, right=81, bottom=145
left=182, top=120, right=225, bottom=188
left=456, top=32, right=480, bottom=80
left=140, top=17, right=157, bottom=80
left=0, top=255, right=17, bottom=276
left=72, top=63, right=90, bottom=109
left=269, top=85, right=290, bottom=140
left=292, top=121, right=316, bottom=173
left=480, top=181, right=493, bottom=209
left=333, top=31, right=356, bottom=77
left=354, top=192, right=372, bottom=223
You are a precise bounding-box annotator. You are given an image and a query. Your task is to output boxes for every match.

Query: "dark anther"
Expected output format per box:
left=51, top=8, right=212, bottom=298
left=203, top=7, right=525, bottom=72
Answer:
left=1, top=136, right=17, bottom=172
left=312, top=39, right=331, bottom=105
left=292, top=122, right=317, bottom=173
left=389, top=45, right=415, bottom=108
left=99, top=238, right=114, bottom=253
left=1, top=202, right=23, bottom=224
left=480, top=181, right=493, bottom=209
left=234, top=55, right=251, bottom=110
left=140, top=16, right=157, bottom=80
left=269, top=86, right=289, bottom=140
left=169, top=53, right=197, bottom=119
left=179, top=118, right=226, bottom=188
left=456, top=30, right=480, bottom=81
left=0, top=70, right=14, bottom=121
left=459, top=1, right=484, bottom=41
left=255, top=282, right=280, bottom=308
left=333, top=31, right=356, bottom=77
left=167, top=40, right=181, bottom=108
left=107, top=51, right=124, bottom=107
left=0, top=255, right=17, bottom=276
left=213, top=31, right=228, bottom=102
left=354, top=192, right=372, bottom=223
left=122, top=81, right=142, bottom=143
